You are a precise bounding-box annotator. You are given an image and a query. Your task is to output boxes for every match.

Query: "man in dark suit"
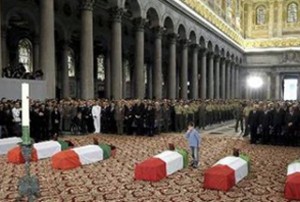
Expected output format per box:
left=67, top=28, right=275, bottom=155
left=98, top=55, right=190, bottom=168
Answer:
left=248, top=104, right=263, bottom=144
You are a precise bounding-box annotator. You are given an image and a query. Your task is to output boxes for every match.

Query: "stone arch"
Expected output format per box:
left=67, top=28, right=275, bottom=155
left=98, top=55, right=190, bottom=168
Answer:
left=146, top=8, right=160, bottom=27
left=226, top=51, right=231, bottom=59
left=177, top=24, right=186, bottom=39
left=143, top=2, right=162, bottom=24
left=220, top=48, right=225, bottom=58
left=207, top=41, right=213, bottom=52
left=163, top=16, right=174, bottom=34
left=235, top=56, right=239, bottom=63
left=231, top=54, right=235, bottom=61
left=199, top=36, right=206, bottom=49
left=189, top=30, right=197, bottom=44
left=214, top=45, right=220, bottom=55
left=123, top=0, right=142, bottom=18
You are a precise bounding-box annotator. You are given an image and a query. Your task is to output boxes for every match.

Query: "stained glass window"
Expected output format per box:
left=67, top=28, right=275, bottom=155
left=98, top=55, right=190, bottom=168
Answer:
left=97, top=55, right=105, bottom=80
left=256, top=6, right=266, bottom=25
left=18, top=38, right=32, bottom=72
left=67, top=49, right=75, bottom=77
left=287, top=3, right=298, bottom=23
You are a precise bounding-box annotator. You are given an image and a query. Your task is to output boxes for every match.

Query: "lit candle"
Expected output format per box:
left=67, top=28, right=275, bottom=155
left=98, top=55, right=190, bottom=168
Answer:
left=21, top=83, right=31, bottom=145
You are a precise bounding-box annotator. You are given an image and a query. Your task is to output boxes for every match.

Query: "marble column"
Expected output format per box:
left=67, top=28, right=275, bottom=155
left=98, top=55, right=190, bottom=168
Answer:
left=168, top=34, right=177, bottom=100
left=147, top=64, right=153, bottom=99
left=153, top=27, right=163, bottom=100
left=180, top=39, right=188, bottom=100
left=62, top=42, right=70, bottom=98
left=122, top=59, right=127, bottom=99
left=275, top=73, right=280, bottom=100
left=133, top=18, right=145, bottom=99
left=231, top=63, right=235, bottom=98
left=110, top=7, right=123, bottom=99
left=200, top=50, right=207, bottom=99
left=40, top=0, right=56, bottom=98
left=221, top=58, right=226, bottom=99
left=214, top=55, right=220, bottom=99
left=208, top=53, right=214, bottom=99
left=226, top=60, right=231, bottom=99
left=191, top=44, right=199, bottom=99
left=267, top=74, right=271, bottom=100
left=33, top=37, right=40, bottom=72
left=80, top=0, right=94, bottom=99
left=105, top=52, right=111, bottom=99
left=235, top=65, right=239, bottom=98
left=1, top=26, right=8, bottom=72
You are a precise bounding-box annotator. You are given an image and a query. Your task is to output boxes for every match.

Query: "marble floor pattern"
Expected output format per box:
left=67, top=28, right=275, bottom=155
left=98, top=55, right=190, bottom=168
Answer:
left=0, top=128, right=299, bottom=202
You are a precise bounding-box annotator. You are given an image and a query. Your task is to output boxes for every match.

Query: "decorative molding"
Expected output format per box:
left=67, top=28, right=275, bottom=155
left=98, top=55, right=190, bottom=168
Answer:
left=181, top=0, right=244, bottom=46
left=280, top=51, right=300, bottom=64
left=181, top=0, right=300, bottom=49
left=133, top=17, right=146, bottom=32
left=244, top=38, right=300, bottom=48
left=153, top=26, right=165, bottom=39
left=110, top=7, right=124, bottom=23
left=80, top=0, right=94, bottom=11
left=167, top=33, right=178, bottom=44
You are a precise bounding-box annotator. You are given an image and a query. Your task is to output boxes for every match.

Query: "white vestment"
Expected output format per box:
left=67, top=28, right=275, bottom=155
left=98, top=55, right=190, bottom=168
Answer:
left=92, top=105, right=101, bottom=133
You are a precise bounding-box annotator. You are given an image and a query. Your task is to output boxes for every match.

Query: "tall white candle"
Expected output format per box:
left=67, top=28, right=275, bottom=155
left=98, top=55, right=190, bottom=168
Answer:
left=21, top=83, right=31, bottom=145
left=22, top=83, right=30, bottom=126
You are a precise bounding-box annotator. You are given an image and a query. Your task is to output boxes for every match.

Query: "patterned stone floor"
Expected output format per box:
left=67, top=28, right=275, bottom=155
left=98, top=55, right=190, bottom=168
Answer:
left=0, top=129, right=299, bottom=202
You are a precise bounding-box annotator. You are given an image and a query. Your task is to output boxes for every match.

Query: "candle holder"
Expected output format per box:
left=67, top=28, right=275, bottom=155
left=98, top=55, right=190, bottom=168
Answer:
left=17, top=142, right=40, bottom=202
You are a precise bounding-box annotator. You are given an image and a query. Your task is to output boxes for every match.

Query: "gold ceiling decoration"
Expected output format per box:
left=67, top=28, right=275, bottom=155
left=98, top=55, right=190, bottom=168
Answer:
left=181, top=0, right=300, bottom=48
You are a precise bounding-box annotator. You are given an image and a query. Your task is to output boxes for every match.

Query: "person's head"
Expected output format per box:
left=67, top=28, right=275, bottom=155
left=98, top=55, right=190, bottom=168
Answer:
left=188, top=122, right=194, bottom=130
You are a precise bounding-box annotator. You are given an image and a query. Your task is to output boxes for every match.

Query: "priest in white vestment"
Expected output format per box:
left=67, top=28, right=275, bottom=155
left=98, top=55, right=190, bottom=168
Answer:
left=92, top=102, right=101, bottom=133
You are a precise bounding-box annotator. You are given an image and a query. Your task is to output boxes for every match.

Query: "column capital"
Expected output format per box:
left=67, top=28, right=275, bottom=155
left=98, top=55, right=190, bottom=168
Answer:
left=214, top=55, right=221, bottom=61
left=110, top=7, right=124, bottom=22
left=199, top=48, right=207, bottom=55
left=207, top=51, right=214, bottom=58
left=167, top=33, right=178, bottom=44
left=190, top=44, right=199, bottom=51
left=133, top=17, right=146, bottom=32
left=153, top=26, right=165, bottom=39
left=80, top=0, right=95, bottom=11
left=180, top=39, right=189, bottom=47
left=225, top=58, right=232, bottom=64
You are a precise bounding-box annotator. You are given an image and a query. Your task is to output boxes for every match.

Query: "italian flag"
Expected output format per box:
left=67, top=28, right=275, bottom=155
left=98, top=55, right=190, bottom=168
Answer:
left=51, top=144, right=113, bottom=170
left=7, top=140, right=70, bottom=164
left=285, top=161, right=300, bottom=200
left=0, top=137, right=22, bottom=155
left=204, top=155, right=250, bottom=191
left=134, top=149, right=188, bottom=181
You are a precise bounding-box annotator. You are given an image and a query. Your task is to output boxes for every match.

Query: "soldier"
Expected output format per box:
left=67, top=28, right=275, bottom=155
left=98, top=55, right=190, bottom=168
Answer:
left=114, top=101, right=125, bottom=135
left=174, top=102, right=182, bottom=132
left=243, top=102, right=253, bottom=137
left=234, top=102, right=244, bottom=134
left=197, top=101, right=205, bottom=129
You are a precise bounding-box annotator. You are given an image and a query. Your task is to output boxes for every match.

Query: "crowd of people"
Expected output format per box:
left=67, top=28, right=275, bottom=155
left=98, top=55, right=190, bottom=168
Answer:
left=235, top=101, right=300, bottom=146
left=2, top=63, right=43, bottom=80
left=0, top=97, right=299, bottom=146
